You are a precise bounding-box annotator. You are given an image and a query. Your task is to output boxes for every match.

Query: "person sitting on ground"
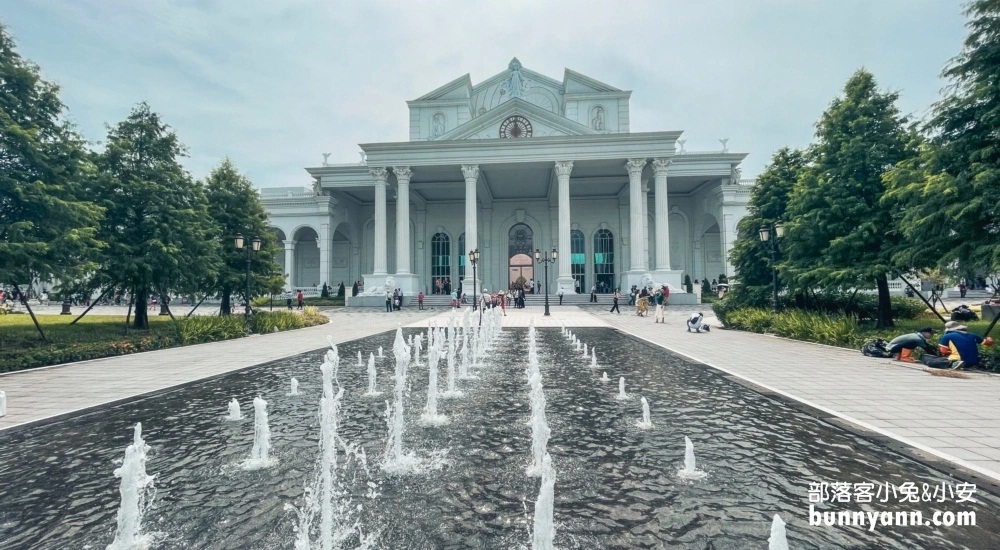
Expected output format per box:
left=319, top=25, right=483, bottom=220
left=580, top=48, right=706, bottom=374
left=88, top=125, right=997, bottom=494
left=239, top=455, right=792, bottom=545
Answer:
left=938, top=324, right=993, bottom=370
left=687, top=312, right=711, bottom=333
left=886, top=327, right=938, bottom=363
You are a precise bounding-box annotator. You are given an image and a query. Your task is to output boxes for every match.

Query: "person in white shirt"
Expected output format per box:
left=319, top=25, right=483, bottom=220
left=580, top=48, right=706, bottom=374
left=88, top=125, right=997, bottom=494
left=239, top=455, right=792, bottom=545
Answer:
left=557, top=286, right=565, bottom=305
left=687, top=312, right=711, bottom=333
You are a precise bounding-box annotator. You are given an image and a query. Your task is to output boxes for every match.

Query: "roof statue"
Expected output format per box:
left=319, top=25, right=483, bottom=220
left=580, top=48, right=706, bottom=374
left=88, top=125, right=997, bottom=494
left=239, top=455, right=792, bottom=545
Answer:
left=501, top=57, right=530, bottom=99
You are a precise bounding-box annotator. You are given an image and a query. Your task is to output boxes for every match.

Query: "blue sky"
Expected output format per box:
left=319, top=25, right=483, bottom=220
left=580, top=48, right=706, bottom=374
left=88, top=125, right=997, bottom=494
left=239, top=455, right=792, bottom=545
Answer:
left=2, top=1, right=968, bottom=186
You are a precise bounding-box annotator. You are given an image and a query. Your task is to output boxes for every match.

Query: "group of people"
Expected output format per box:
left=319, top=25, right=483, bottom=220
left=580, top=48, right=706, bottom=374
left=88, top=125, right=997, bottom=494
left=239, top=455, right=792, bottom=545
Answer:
left=284, top=289, right=306, bottom=310
left=884, top=322, right=993, bottom=370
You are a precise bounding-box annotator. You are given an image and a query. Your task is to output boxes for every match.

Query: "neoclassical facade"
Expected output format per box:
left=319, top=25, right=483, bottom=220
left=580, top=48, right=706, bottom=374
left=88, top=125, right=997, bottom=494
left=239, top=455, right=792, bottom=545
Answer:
left=262, top=59, right=753, bottom=303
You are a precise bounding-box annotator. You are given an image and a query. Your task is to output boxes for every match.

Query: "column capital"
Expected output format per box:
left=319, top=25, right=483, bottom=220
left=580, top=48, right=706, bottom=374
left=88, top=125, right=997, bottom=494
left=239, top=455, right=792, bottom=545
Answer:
left=625, top=158, right=646, bottom=176
left=461, top=164, right=479, bottom=181
left=652, top=158, right=672, bottom=176
left=283, top=239, right=296, bottom=249
left=369, top=167, right=389, bottom=184
left=392, top=166, right=412, bottom=182
left=554, top=160, right=574, bottom=177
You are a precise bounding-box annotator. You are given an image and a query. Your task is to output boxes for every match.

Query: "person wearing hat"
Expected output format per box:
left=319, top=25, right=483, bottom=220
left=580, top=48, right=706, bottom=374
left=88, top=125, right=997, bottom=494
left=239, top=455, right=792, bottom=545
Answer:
left=938, top=324, right=993, bottom=369
left=886, top=327, right=938, bottom=363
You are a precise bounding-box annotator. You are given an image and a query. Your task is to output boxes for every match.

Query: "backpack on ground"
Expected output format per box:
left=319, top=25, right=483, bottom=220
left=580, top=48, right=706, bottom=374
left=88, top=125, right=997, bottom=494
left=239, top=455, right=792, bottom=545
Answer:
left=861, top=338, right=892, bottom=358
left=950, top=304, right=978, bottom=321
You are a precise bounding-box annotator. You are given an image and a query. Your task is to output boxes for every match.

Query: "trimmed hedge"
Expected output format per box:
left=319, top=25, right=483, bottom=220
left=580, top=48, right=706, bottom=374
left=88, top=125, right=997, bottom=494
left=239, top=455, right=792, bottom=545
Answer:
left=721, top=307, right=862, bottom=347
left=712, top=286, right=927, bottom=325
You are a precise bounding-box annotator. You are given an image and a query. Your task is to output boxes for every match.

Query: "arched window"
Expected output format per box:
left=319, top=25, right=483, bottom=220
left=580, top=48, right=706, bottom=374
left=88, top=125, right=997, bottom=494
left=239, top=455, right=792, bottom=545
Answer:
left=571, top=229, right=585, bottom=292
left=458, top=233, right=466, bottom=282
left=431, top=233, right=451, bottom=294
left=508, top=224, right=534, bottom=290
left=593, top=229, right=614, bottom=293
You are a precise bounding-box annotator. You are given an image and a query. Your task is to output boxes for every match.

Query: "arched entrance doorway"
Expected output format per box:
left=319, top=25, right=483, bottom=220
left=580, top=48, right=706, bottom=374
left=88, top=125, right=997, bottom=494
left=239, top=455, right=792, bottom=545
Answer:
left=508, top=224, right=534, bottom=290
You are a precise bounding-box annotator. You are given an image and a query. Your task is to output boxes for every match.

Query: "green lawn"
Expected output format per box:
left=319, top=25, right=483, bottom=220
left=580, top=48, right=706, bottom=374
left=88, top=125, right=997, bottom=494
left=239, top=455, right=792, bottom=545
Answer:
left=0, top=308, right=327, bottom=373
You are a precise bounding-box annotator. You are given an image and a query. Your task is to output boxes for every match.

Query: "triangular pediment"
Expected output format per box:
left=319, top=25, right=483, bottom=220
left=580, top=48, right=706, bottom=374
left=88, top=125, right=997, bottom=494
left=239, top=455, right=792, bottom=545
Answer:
left=563, top=68, right=621, bottom=94
left=438, top=98, right=598, bottom=140
left=414, top=74, right=473, bottom=101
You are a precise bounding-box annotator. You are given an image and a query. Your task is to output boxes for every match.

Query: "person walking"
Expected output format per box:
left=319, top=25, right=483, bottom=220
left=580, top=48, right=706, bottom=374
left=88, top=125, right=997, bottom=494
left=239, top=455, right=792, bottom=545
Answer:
left=590, top=284, right=598, bottom=303
left=285, top=290, right=293, bottom=310
left=558, top=286, right=565, bottom=305
left=385, top=289, right=393, bottom=313
left=296, top=289, right=304, bottom=310
left=417, top=290, right=425, bottom=310
left=959, top=281, right=968, bottom=298
left=609, top=288, right=621, bottom=314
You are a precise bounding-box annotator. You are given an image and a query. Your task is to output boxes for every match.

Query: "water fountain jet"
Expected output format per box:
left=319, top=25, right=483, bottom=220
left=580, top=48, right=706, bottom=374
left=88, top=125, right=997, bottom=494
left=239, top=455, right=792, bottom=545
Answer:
left=677, top=436, right=708, bottom=480
left=769, top=514, right=789, bottom=550
left=226, top=398, right=242, bottom=421
left=616, top=377, right=628, bottom=400
left=107, top=423, right=156, bottom=550
left=290, top=378, right=299, bottom=396
left=531, top=453, right=556, bottom=550
left=242, top=396, right=272, bottom=470
left=636, top=397, right=653, bottom=429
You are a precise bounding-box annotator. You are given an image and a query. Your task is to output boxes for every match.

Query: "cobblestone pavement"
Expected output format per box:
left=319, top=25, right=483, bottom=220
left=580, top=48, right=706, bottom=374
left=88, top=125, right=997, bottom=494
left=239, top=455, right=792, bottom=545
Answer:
left=3, top=303, right=999, bottom=486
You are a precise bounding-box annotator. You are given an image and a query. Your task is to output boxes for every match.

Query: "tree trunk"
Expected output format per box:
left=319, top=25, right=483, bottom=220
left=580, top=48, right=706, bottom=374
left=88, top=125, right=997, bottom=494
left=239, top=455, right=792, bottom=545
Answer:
left=220, top=287, right=232, bottom=315
left=133, top=288, right=149, bottom=330
left=158, top=292, right=171, bottom=316
left=14, top=283, right=48, bottom=343
left=875, top=274, right=894, bottom=329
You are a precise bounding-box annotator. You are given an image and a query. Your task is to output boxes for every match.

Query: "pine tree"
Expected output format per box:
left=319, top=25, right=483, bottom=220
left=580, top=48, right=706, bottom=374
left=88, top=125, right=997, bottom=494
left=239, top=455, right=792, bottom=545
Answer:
left=729, top=148, right=807, bottom=298
left=884, top=0, right=1000, bottom=277
left=782, top=70, right=914, bottom=328
left=0, top=23, right=102, bottom=295
left=203, top=159, right=283, bottom=315
left=92, top=103, right=220, bottom=329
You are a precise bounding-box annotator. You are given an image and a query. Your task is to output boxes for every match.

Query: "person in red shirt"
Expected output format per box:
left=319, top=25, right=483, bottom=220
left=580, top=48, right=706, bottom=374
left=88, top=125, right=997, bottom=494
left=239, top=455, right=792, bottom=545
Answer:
left=417, top=291, right=425, bottom=310
left=296, top=289, right=304, bottom=310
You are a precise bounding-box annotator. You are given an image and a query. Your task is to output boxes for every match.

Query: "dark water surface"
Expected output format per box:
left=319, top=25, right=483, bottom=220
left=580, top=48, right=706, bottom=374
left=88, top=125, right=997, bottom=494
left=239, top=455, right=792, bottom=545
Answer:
left=1, top=327, right=998, bottom=549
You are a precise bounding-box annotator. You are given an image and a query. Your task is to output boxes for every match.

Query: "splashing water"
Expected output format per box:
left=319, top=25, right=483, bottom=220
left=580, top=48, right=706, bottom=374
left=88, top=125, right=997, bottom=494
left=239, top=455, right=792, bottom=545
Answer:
left=769, top=514, right=789, bottom=550
left=290, top=378, right=299, bottom=396
left=616, top=377, right=628, bottom=400
left=0, top=390, right=6, bottom=417
left=242, top=396, right=272, bottom=470
left=226, top=398, right=241, bottom=421
left=378, top=346, right=383, bottom=358
left=357, top=350, right=363, bottom=367
left=527, top=374, right=550, bottom=477
left=582, top=343, right=588, bottom=357
left=600, top=372, right=610, bottom=382
left=678, top=436, right=708, bottom=480
left=364, top=353, right=380, bottom=397
left=531, top=453, right=556, bottom=550
left=591, top=348, right=597, bottom=368
left=636, top=397, right=653, bottom=429
left=420, top=340, right=448, bottom=426
left=107, top=423, right=156, bottom=550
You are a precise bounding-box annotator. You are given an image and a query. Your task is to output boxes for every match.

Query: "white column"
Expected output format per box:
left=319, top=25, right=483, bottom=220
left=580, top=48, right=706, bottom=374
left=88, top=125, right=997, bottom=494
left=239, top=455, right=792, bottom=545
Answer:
left=652, top=159, right=672, bottom=270
left=283, top=240, right=295, bottom=290
left=625, top=159, right=647, bottom=281
left=370, top=167, right=389, bottom=275
left=461, top=164, right=480, bottom=293
left=554, top=161, right=574, bottom=292
left=642, top=178, right=650, bottom=269
left=393, top=167, right=412, bottom=274
left=318, top=221, right=330, bottom=289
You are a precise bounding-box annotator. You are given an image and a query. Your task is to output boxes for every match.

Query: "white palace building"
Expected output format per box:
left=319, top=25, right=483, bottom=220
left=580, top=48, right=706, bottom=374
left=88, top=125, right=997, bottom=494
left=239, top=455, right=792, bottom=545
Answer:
left=261, top=59, right=753, bottom=305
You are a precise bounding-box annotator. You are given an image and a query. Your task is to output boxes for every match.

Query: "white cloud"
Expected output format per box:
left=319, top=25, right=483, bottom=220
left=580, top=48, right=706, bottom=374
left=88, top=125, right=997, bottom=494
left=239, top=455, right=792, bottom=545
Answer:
left=2, top=0, right=967, bottom=184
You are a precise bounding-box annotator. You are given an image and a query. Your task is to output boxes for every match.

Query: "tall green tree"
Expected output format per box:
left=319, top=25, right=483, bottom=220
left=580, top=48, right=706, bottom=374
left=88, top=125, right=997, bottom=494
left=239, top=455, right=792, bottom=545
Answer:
left=0, top=23, right=102, bottom=295
left=729, top=147, right=807, bottom=295
left=204, top=159, right=283, bottom=315
left=782, top=69, right=914, bottom=328
left=883, top=0, right=1000, bottom=277
left=92, top=103, right=219, bottom=329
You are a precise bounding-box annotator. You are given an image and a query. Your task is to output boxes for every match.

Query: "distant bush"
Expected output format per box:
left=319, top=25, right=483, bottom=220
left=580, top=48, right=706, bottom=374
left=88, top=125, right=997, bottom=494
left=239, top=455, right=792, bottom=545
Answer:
left=712, top=286, right=926, bottom=324
left=718, top=307, right=862, bottom=348
left=176, top=314, right=248, bottom=344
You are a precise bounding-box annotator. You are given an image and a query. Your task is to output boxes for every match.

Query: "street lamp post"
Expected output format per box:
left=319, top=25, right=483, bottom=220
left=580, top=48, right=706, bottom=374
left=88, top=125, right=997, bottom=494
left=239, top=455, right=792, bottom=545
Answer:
left=758, top=222, right=784, bottom=313
left=534, top=247, right=557, bottom=317
left=468, top=249, right=481, bottom=326
left=235, top=233, right=262, bottom=321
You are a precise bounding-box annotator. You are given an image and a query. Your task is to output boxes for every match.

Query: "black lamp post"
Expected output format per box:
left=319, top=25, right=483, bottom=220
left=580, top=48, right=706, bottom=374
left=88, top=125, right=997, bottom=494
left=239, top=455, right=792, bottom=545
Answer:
left=535, top=247, right=557, bottom=316
left=468, top=248, right=481, bottom=325
left=235, top=233, right=262, bottom=321
left=758, top=222, right=784, bottom=313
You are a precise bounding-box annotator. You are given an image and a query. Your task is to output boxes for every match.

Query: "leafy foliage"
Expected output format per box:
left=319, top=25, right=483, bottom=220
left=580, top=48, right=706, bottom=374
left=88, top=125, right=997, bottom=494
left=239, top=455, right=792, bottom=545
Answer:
left=203, top=159, right=283, bottom=315
left=0, top=24, right=103, bottom=287
left=729, top=147, right=807, bottom=292
left=90, top=103, right=220, bottom=329
left=782, top=70, right=915, bottom=328
left=883, top=0, right=1000, bottom=276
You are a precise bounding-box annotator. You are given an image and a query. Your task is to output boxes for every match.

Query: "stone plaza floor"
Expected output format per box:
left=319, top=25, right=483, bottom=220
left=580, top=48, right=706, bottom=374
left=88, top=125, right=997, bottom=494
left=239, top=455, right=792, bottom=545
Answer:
left=2, top=303, right=998, bottom=489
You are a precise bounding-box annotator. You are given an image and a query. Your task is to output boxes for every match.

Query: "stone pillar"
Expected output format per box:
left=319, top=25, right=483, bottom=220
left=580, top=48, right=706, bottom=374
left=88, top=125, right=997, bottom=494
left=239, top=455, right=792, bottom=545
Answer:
left=652, top=158, right=683, bottom=289
left=360, top=168, right=391, bottom=296
left=625, top=158, right=647, bottom=289
left=554, top=161, right=575, bottom=292
left=461, top=164, right=480, bottom=294
left=642, top=178, right=650, bottom=269
left=283, top=239, right=295, bottom=290
left=392, top=166, right=417, bottom=294
left=318, top=221, right=330, bottom=291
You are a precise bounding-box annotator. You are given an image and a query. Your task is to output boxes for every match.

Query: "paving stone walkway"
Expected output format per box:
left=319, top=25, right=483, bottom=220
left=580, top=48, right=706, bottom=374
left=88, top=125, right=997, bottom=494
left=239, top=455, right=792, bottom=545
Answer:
left=2, top=303, right=998, bottom=487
